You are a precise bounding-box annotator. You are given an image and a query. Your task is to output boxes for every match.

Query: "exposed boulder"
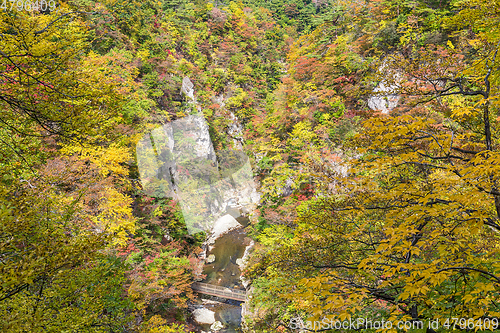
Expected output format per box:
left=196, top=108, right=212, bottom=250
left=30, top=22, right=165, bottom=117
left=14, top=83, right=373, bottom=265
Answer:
left=207, top=214, right=242, bottom=245
left=206, top=254, right=216, bottom=264
left=210, top=321, right=224, bottom=331
left=192, top=307, right=216, bottom=325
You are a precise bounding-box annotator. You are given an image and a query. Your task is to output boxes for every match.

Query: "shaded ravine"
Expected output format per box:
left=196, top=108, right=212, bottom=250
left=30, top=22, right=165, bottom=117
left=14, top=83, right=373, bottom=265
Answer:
left=203, top=220, right=249, bottom=288
left=190, top=215, right=252, bottom=332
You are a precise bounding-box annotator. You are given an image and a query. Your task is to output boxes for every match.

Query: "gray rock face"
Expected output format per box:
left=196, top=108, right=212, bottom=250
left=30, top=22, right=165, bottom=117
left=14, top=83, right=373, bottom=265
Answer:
left=281, top=178, right=294, bottom=197
left=136, top=79, right=259, bottom=236
left=368, top=63, right=401, bottom=114
left=136, top=112, right=216, bottom=200
left=227, top=111, right=244, bottom=149
left=181, top=76, right=195, bottom=101
left=367, top=81, right=400, bottom=114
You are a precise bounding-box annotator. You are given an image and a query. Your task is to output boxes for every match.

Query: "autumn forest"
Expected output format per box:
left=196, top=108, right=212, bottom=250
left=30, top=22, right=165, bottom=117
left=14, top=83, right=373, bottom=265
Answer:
left=1, top=0, right=500, bottom=332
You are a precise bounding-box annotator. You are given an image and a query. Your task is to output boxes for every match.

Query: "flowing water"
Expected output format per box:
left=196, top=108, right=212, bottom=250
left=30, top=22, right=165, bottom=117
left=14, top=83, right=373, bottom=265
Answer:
left=191, top=216, right=251, bottom=332
left=203, top=227, right=249, bottom=288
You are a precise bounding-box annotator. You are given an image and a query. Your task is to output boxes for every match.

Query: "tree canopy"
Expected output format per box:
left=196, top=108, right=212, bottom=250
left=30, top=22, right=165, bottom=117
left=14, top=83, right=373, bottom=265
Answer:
left=1, top=0, right=499, bottom=332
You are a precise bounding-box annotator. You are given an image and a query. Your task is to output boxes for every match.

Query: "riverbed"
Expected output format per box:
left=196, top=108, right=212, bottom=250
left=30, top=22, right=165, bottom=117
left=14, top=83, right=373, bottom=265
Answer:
left=190, top=216, right=252, bottom=332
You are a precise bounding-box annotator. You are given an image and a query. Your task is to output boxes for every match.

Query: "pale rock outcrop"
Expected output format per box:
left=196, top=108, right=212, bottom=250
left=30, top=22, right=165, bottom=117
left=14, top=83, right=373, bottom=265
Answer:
left=367, top=81, right=400, bottom=114
left=368, top=63, right=401, bottom=114
left=207, top=214, right=243, bottom=245
left=193, top=308, right=216, bottom=325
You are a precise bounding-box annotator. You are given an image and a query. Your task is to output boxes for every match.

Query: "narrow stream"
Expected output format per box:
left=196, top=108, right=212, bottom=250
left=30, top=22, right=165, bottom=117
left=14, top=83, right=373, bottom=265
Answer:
left=192, top=216, right=251, bottom=332
left=203, top=226, right=248, bottom=288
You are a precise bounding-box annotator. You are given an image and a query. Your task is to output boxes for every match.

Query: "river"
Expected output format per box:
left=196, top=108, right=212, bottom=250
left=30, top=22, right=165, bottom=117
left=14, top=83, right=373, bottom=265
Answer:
left=190, top=214, right=252, bottom=332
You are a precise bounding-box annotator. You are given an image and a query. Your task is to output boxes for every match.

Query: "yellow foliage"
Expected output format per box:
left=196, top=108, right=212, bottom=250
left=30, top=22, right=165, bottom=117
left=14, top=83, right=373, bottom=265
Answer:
left=61, top=144, right=131, bottom=177
left=139, top=315, right=193, bottom=333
